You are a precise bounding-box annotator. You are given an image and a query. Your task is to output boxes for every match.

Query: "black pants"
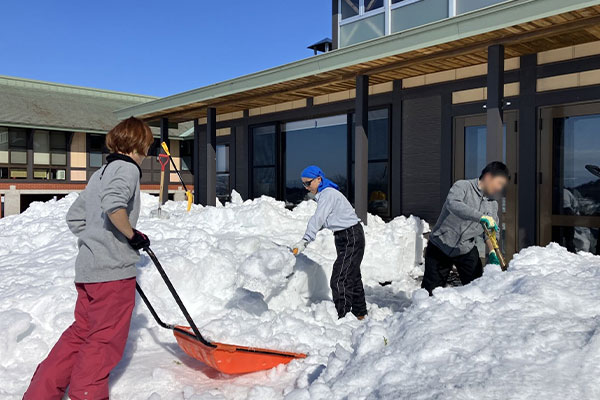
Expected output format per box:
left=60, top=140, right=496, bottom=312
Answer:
left=331, top=223, right=367, bottom=318
left=421, top=242, right=483, bottom=295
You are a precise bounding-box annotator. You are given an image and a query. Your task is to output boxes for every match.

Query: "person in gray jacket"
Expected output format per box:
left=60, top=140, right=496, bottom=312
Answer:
left=422, top=161, right=510, bottom=295
left=292, top=165, right=367, bottom=319
left=24, top=117, right=154, bottom=400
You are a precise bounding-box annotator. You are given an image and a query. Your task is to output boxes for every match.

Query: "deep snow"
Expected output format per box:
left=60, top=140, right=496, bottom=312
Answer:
left=1, top=193, right=599, bottom=399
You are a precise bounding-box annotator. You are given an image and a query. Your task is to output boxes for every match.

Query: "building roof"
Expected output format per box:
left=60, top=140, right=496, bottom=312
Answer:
left=0, top=75, right=191, bottom=137
left=114, top=0, right=600, bottom=124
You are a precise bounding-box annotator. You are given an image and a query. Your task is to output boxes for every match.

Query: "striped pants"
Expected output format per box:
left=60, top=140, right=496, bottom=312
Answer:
left=331, top=223, right=367, bottom=318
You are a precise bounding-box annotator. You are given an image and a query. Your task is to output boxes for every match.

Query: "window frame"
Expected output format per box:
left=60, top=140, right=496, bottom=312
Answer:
left=339, top=0, right=386, bottom=25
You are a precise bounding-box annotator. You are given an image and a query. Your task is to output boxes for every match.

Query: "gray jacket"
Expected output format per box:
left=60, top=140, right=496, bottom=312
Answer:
left=302, top=187, right=360, bottom=242
left=66, top=158, right=142, bottom=283
left=429, top=179, right=498, bottom=257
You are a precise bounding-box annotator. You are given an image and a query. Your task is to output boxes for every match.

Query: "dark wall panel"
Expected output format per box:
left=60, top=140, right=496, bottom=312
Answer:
left=402, top=95, right=442, bottom=223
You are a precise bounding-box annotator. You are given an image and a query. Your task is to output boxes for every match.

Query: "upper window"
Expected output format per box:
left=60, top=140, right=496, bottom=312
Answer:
left=341, top=0, right=360, bottom=19
left=365, top=0, right=384, bottom=12
left=89, top=134, right=107, bottom=168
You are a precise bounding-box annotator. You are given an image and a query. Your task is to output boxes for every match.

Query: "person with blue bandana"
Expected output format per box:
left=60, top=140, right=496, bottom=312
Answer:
left=291, top=165, right=367, bottom=320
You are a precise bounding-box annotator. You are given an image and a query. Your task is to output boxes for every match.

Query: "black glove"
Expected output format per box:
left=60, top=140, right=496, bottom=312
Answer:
left=128, top=229, right=150, bottom=250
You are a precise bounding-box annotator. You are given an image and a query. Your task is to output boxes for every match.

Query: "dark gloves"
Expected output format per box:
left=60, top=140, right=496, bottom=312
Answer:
left=128, top=229, right=150, bottom=250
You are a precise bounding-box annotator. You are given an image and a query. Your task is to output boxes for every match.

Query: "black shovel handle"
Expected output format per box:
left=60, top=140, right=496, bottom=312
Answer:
left=139, top=247, right=214, bottom=347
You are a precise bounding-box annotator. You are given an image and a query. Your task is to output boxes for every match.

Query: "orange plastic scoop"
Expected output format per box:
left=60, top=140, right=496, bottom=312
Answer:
left=136, top=248, right=306, bottom=375
left=173, top=326, right=306, bottom=374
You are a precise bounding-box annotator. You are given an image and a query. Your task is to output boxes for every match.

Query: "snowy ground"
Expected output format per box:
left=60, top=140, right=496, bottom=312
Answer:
left=1, top=194, right=599, bottom=399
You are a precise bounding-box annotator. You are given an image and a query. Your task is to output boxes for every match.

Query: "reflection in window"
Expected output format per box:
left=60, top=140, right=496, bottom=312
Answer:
left=464, top=126, right=486, bottom=180
left=9, top=129, right=27, bottom=164
left=552, top=115, right=600, bottom=217
left=341, top=0, right=360, bottom=19
left=284, top=115, right=348, bottom=206
left=0, top=127, right=8, bottom=164
left=351, top=109, right=390, bottom=216
left=365, top=0, right=383, bottom=12
left=252, top=125, right=277, bottom=198
left=89, top=134, right=106, bottom=168
left=180, top=140, right=194, bottom=171
left=553, top=226, right=598, bottom=255
left=33, top=131, right=67, bottom=169
left=216, top=144, right=230, bottom=201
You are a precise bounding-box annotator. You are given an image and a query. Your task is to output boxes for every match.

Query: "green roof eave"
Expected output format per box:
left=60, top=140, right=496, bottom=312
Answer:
left=115, top=0, right=599, bottom=121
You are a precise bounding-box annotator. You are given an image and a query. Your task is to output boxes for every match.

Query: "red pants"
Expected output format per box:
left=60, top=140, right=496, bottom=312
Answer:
left=23, top=278, right=136, bottom=400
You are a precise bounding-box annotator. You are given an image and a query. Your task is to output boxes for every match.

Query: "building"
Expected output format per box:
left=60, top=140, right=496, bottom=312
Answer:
left=3, top=0, right=600, bottom=258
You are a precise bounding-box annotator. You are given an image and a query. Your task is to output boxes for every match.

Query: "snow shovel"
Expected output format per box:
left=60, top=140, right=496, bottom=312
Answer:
left=161, top=142, right=193, bottom=212
left=481, top=222, right=507, bottom=271
left=136, top=247, right=306, bottom=375
left=150, top=153, right=171, bottom=219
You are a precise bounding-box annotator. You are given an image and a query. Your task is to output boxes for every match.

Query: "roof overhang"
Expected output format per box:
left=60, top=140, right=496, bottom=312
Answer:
left=115, top=0, right=600, bottom=124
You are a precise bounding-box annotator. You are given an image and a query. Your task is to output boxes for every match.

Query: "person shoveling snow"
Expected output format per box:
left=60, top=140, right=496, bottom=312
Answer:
left=23, top=117, right=154, bottom=400
left=422, top=161, right=509, bottom=295
left=291, top=165, right=367, bottom=320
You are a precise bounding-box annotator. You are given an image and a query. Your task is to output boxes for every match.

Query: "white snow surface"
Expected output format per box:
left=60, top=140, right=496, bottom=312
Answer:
left=1, top=193, right=599, bottom=399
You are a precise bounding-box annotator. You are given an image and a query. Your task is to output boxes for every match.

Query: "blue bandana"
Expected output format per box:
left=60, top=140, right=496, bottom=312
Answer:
left=300, top=165, right=339, bottom=193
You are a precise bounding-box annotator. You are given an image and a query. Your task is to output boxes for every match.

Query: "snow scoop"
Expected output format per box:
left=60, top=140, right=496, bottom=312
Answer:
left=136, top=247, right=306, bottom=375
left=481, top=222, right=507, bottom=271
left=586, top=164, right=600, bottom=179
left=161, top=142, right=193, bottom=212
left=150, top=153, right=171, bottom=219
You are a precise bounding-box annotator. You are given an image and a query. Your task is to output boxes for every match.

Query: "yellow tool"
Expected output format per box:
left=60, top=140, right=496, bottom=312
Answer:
left=481, top=223, right=507, bottom=271
left=161, top=142, right=193, bottom=211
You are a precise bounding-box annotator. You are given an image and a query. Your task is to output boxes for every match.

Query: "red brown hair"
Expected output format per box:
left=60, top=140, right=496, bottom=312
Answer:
left=105, top=117, right=154, bottom=155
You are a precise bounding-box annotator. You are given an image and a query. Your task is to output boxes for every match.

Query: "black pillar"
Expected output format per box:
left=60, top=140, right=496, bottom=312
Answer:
left=160, top=117, right=170, bottom=204
left=486, top=44, right=504, bottom=163
left=332, top=0, right=339, bottom=50
left=390, top=80, right=403, bottom=217
left=234, top=110, right=250, bottom=199
left=206, top=107, right=217, bottom=206
left=517, top=54, right=537, bottom=249
left=193, top=119, right=201, bottom=205
left=355, top=75, right=369, bottom=224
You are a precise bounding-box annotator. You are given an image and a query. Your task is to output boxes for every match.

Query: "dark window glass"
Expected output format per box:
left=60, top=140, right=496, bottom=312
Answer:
left=552, top=225, right=598, bottom=255
left=50, top=132, right=67, bottom=166
left=351, top=109, right=390, bottom=216
left=0, top=127, right=8, bottom=164
left=253, top=168, right=276, bottom=198
left=341, top=0, right=360, bottom=19
left=89, top=134, right=106, bottom=168
left=365, top=0, right=383, bottom=12
left=284, top=115, right=348, bottom=205
left=392, top=0, right=406, bottom=3
left=253, top=125, right=276, bottom=167
left=252, top=125, right=278, bottom=198
left=216, top=144, right=230, bottom=200
left=180, top=140, right=194, bottom=171
left=464, top=126, right=487, bottom=180
left=0, top=167, right=8, bottom=178
left=552, top=115, right=600, bottom=217
left=9, top=129, right=27, bottom=164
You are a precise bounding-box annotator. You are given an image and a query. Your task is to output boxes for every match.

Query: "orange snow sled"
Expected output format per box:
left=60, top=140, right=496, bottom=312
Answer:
left=136, top=248, right=306, bottom=375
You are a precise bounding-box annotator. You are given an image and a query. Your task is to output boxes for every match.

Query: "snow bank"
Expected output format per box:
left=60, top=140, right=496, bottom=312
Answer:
left=0, top=192, right=426, bottom=399
left=295, top=243, right=600, bottom=400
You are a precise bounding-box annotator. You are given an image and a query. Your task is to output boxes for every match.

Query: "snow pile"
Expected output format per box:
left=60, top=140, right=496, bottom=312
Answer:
left=0, top=192, right=426, bottom=399
left=294, top=243, right=600, bottom=400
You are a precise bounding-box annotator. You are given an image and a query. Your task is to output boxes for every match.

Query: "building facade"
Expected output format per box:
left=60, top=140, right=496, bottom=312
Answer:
left=3, top=0, right=599, bottom=259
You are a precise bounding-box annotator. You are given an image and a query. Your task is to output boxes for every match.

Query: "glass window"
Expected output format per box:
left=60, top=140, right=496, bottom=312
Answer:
left=89, top=134, right=106, bottom=168
left=464, top=126, right=487, bottom=180
left=216, top=144, right=230, bottom=200
left=180, top=140, right=194, bottom=171
left=341, top=0, right=360, bottom=19
left=252, top=125, right=278, bottom=198
left=552, top=115, right=600, bottom=217
left=9, top=129, right=27, bottom=164
left=10, top=169, right=27, bottom=179
left=284, top=115, right=348, bottom=205
left=340, top=12, right=385, bottom=47
left=50, top=132, right=67, bottom=166
left=351, top=109, right=390, bottom=216
left=365, top=0, right=383, bottom=12
left=0, top=127, right=9, bottom=164
left=0, top=167, right=8, bottom=178
left=34, top=131, right=50, bottom=165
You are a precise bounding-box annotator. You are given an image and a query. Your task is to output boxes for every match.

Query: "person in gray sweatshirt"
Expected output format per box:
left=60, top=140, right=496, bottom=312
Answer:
left=24, top=117, right=154, bottom=400
left=292, top=165, right=366, bottom=319
left=422, top=161, right=510, bottom=295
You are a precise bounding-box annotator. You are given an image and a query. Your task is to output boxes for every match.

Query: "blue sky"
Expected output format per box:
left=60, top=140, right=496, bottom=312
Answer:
left=2, top=0, right=331, bottom=97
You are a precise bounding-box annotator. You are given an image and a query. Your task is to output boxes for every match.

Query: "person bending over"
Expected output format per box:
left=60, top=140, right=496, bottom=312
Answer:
left=292, top=166, right=367, bottom=320
left=422, top=161, right=509, bottom=295
left=24, top=117, right=153, bottom=400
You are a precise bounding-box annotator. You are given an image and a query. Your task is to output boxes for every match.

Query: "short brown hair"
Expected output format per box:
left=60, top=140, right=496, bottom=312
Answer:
left=105, top=117, right=154, bottom=155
